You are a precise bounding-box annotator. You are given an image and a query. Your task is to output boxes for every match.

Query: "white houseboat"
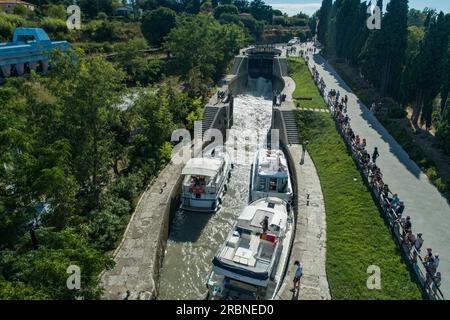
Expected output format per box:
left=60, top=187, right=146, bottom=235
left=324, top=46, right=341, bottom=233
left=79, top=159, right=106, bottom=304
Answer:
left=206, top=197, right=294, bottom=300
left=180, top=147, right=232, bottom=213
left=250, top=149, right=293, bottom=203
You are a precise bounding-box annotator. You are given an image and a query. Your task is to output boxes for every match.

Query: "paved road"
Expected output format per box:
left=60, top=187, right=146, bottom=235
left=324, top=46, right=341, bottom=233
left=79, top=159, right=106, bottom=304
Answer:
left=300, top=43, right=450, bottom=298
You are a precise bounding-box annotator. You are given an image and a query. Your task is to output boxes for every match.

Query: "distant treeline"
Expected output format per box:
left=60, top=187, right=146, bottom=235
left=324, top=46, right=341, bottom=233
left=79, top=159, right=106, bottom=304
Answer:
left=317, top=0, right=450, bottom=154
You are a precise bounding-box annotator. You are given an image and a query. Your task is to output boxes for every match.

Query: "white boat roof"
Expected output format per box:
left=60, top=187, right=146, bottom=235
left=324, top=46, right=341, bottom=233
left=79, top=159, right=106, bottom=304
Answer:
left=238, top=197, right=287, bottom=229
left=182, top=158, right=222, bottom=177
left=256, top=149, right=288, bottom=177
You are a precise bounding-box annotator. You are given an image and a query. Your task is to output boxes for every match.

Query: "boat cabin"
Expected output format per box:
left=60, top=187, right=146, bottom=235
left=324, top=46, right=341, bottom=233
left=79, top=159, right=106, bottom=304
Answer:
left=182, top=158, right=225, bottom=197
left=254, top=149, right=290, bottom=194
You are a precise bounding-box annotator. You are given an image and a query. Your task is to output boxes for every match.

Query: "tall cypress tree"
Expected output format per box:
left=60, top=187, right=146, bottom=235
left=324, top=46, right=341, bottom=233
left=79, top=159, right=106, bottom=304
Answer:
left=335, top=0, right=356, bottom=59
left=317, top=0, right=332, bottom=46
left=401, top=12, right=450, bottom=127
left=348, top=1, right=370, bottom=64
left=440, top=48, right=450, bottom=114
left=359, top=0, right=409, bottom=97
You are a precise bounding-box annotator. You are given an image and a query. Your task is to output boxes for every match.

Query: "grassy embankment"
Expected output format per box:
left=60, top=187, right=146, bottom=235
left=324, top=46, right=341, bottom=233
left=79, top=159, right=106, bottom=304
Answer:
left=289, top=57, right=327, bottom=109
left=289, top=57, right=422, bottom=299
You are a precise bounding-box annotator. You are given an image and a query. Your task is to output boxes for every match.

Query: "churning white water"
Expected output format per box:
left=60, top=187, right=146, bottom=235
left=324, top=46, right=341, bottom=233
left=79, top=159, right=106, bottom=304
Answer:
left=157, top=77, right=273, bottom=300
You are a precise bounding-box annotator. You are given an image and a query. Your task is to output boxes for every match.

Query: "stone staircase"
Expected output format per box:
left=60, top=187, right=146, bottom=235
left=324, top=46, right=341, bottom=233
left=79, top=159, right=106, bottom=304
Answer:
left=195, top=106, right=219, bottom=140
left=282, top=110, right=300, bottom=144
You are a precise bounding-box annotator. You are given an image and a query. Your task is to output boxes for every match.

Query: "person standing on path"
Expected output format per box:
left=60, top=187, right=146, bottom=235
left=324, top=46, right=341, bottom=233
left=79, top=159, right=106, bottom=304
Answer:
left=301, top=140, right=309, bottom=164
left=291, top=261, right=303, bottom=293
left=372, top=147, right=379, bottom=164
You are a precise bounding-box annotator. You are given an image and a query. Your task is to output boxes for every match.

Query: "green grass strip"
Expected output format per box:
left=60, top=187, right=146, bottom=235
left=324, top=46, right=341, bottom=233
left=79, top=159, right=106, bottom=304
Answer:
left=288, top=57, right=327, bottom=109
left=291, top=58, right=422, bottom=299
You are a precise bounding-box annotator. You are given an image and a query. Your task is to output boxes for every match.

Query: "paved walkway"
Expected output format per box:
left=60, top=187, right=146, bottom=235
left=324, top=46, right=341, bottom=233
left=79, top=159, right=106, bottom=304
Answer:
left=100, top=161, right=184, bottom=300
left=276, top=145, right=331, bottom=300
left=301, top=43, right=450, bottom=298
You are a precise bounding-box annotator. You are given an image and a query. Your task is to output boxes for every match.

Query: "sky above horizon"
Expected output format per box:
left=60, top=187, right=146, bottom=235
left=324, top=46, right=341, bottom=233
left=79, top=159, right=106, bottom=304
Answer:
left=266, top=0, right=450, bottom=17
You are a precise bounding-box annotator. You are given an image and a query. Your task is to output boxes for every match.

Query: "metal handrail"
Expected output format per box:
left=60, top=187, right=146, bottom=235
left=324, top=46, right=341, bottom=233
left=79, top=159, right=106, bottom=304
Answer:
left=300, top=59, right=445, bottom=299
left=327, top=100, right=445, bottom=300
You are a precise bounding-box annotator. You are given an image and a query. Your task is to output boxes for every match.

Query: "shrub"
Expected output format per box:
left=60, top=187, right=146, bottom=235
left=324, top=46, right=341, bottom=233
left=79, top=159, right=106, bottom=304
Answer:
left=272, top=16, right=287, bottom=26
left=46, top=4, right=67, bottom=20
left=0, top=13, right=26, bottom=41
left=40, top=18, right=68, bottom=36
left=111, top=174, right=143, bottom=203
left=436, top=120, right=450, bottom=155
left=89, top=21, right=134, bottom=42
left=435, top=178, right=449, bottom=194
left=141, top=7, right=176, bottom=46
left=97, top=12, right=108, bottom=21
left=88, top=210, right=124, bottom=251
left=388, top=106, right=407, bottom=119
left=0, top=20, right=14, bottom=41
left=213, top=4, right=238, bottom=20
left=425, top=167, right=438, bottom=181
left=219, top=13, right=243, bottom=26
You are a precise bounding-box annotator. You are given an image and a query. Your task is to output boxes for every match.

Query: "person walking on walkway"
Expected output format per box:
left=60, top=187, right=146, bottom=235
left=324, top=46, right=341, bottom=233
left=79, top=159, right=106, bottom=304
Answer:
left=414, top=233, right=424, bottom=252
left=372, top=147, right=379, bottom=164
left=432, top=272, right=442, bottom=294
left=291, top=261, right=303, bottom=293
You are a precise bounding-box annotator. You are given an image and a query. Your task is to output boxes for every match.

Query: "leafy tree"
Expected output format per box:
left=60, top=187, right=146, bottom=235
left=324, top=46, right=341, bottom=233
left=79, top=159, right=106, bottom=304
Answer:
left=164, top=14, right=246, bottom=94
left=130, top=86, right=176, bottom=163
left=40, top=17, right=69, bottom=37
left=48, top=54, right=126, bottom=207
left=219, top=13, right=243, bottom=26
left=78, top=0, right=114, bottom=18
left=249, top=0, right=272, bottom=23
left=405, top=25, right=425, bottom=62
left=272, top=16, right=287, bottom=26
left=200, top=0, right=214, bottom=13
left=141, top=7, right=177, bottom=47
left=401, top=12, right=450, bottom=127
left=46, top=4, right=67, bottom=20
left=0, top=228, right=112, bottom=299
left=233, top=0, right=249, bottom=12
left=240, top=14, right=263, bottom=41
left=213, top=4, right=239, bottom=19
left=408, top=8, right=428, bottom=27
left=359, top=0, right=409, bottom=97
left=183, top=0, right=201, bottom=14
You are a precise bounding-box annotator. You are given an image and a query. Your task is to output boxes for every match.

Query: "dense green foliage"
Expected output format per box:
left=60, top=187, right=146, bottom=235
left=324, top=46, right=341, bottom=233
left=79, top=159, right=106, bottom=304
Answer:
left=1, top=0, right=253, bottom=298
left=164, top=14, right=246, bottom=96
left=141, top=7, right=177, bottom=46
left=317, top=0, right=450, bottom=129
left=0, top=0, right=319, bottom=300
left=316, top=0, right=450, bottom=189
left=0, top=51, right=210, bottom=298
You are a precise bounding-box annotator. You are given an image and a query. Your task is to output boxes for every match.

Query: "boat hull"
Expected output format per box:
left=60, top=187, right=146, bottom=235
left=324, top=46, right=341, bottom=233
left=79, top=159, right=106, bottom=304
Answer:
left=206, top=204, right=295, bottom=300
left=180, top=151, right=232, bottom=213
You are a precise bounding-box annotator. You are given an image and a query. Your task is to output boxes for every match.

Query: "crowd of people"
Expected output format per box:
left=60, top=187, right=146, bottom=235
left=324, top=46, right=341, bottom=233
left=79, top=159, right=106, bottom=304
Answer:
left=286, top=46, right=297, bottom=56
left=327, top=90, right=443, bottom=297
left=311, top=65, right=326, bottom=93
left=305, top=52, right=443, bottom=297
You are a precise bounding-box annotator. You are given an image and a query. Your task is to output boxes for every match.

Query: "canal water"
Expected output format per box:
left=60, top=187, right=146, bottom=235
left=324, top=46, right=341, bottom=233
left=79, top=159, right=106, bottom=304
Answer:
left=157, top=77, right=273, bottom=300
